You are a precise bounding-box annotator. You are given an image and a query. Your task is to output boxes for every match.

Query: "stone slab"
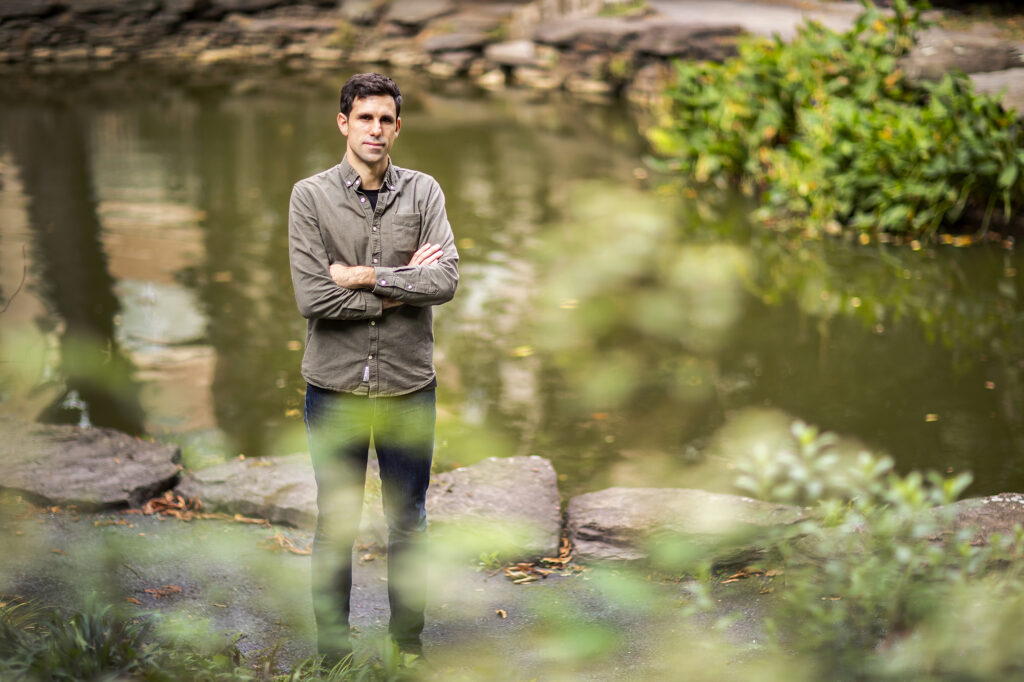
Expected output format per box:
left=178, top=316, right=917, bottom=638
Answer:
left=938, top=492, right=1024, bottom=545
left=176, top=452, right=317, bottom=528
left=0, top=0, right=59, bottom=19
left=485, top=39, right=539, bottom=66
left=567, top=487, right=805, bottom=566
left=971, top=67, right=1024, bottom=115
left=426, top=455, right=562, bottom=560
left=903, top=28, right=1024, bottom=81
left=385, top=0, right=457, bottom=29
left=534, top=17, right=644, bottom=51
left=629, top=22, right=742, bottom=60
left=0, top=417, right=181, bottom=509
left=422, top=31, right=491, bottom=54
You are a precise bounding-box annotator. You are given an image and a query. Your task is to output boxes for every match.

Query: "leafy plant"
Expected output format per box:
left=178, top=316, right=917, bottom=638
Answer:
left=648, top=0, right=1024, bottom=239
left=732, top=420, right=1024, bottom=679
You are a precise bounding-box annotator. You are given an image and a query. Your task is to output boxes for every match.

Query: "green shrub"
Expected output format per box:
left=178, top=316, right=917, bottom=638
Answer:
left=733, top=420, right=1024, bottom=680
left=648, top=0, right=1024, bottom=239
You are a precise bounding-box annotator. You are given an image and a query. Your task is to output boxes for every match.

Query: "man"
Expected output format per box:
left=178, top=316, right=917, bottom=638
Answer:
left=288, top=72, right=458, bottom=661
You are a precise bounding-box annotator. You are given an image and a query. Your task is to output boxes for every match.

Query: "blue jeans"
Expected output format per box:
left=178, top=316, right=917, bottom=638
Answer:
left=304, top=382, right=435, bottom=657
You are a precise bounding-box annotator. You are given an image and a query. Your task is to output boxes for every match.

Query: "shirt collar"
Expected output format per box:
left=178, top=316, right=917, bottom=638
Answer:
left=338, top=156, right=398, bottom=192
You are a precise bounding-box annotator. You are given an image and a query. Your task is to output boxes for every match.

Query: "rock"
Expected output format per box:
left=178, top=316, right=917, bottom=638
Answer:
left=340, top=0, right=382, bottom=26
left=426, top=456, right=562, bottom=560
left=65, top=0, right=154, bottom=15
left=484, top=39, right=540, bottom=67
left=206, top=0, right=282, bottom=14
left=387, top=47, right=430, bottom=68
left=514, top=65, right=563, bottom=90
left=534, top=17, right=644, bottom=52
left=935, top=492, right=1024, bottom=545
left=0, top=0, right=59, bottom=20
left=624, top=60, right=671, bottom=106
left=422, top=31, right=491, bottom=54
left=567, top=487, right=805, bottom=566
left=476, top=68, right=507, bottom=90
left=901, top=28, right=1024, bottom=81
left=565, top=73, right=615, bottom=97
left=629, top=22, right=741, bottom=60
left=971, top=68, right=1024, bottom=116
left=385, top=0, right=457, bottom=30
left=425, top=49, right=477, bottom=76
left=177, top=453, right=317, bottom=528
left=0, top=417, right=181, bottom=509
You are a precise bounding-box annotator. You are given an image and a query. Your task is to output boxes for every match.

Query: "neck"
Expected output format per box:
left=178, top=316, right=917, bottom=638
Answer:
left=347, top=151, right=387, bottom=190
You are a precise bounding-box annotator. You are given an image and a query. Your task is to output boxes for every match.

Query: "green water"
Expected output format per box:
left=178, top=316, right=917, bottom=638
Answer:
left=1, top=67, right=1021, bottom=498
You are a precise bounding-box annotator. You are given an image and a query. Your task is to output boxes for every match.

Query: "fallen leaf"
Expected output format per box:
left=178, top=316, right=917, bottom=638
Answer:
left=144, top=585, right=183, bottom=599
left=50, top=548, right=67, bottom=555
left=212, top=603, right=227, bottom=608
left=495, top=609, right=507, bottom=619
left=125, top=597, right=142, bottom=605
left=265, top=531, right=312, bottom=556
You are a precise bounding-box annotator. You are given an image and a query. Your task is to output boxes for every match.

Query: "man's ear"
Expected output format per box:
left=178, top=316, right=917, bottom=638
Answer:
left=337, top=112, right=348, bottom=136
left=395, top=116, right=401, bottom=137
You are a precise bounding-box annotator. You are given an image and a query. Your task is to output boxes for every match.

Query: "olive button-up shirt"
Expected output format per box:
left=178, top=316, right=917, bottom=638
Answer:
left=288, top=157, right=459, bottom=397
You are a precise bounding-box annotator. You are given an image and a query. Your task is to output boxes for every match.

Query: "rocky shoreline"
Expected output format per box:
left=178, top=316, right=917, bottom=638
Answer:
left=2, top=0, right=1023, bottom=112
left=3, top=416, right=1023, bottom=567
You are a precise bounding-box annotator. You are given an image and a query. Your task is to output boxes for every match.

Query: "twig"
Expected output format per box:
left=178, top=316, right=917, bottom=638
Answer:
left=0, top=245, right=28, bottom=314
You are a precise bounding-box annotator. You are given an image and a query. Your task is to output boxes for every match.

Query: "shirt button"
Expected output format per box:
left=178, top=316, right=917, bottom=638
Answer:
left=360, top=197, right=366, bottom=203
left=369, top=355, right=374, bottom=360
left=406, top=285, right=413, bottom=290
left=346, top=180, right=352, bottom=187
left=370, top=321, right=375, bottom=326
left=379, top=279, right=387, bottom=285
left=373, top=258, right=379, bottom=263
left=372, top=226, right=378, bottom=231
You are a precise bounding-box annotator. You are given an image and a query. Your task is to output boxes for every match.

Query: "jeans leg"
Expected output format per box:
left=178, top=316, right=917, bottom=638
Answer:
left=373, top=387, right=435, bottom=651
left=305, top=384, right=371, bottom=661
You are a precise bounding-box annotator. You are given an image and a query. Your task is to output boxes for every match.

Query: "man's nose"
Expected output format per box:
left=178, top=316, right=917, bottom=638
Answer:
left=370, top=118, right=382, bottom=136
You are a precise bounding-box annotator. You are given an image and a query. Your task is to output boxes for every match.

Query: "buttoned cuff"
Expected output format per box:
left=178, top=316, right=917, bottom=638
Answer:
left=362, top=289, right=384, bottom=318
left=372, top=267, right=409, bottom=295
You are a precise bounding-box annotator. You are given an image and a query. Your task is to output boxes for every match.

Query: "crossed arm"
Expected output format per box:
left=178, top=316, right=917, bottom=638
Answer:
left=329, top=243, right=443, bottom=309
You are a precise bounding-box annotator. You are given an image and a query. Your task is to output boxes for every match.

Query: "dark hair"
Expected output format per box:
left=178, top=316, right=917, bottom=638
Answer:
left=339, top=72, right=402, bottom=117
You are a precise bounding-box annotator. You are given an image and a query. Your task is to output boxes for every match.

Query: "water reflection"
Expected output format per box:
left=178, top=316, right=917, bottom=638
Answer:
left=1, top=103, right=144, bottom=434
left=0, top=69, right=1021, bottom=497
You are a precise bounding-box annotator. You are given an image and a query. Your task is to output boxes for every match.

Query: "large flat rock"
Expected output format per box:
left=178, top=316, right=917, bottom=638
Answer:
left=936, top=492, right=1024, bottom=545
left=384, top=0, right=457, bottom=29
left=971, top=68, right=1024, bottom=116
left=647, top=0, right=859, bottom=40
left=534, top=17, right=645, bottom=51
left=902, top=28, right=1024, bottom=81
left=567, top=487, right=805, bottom=566
left=629, top=22, right=742, bottom=60
left=177, top=452, right=317, bottom=528
left=0, top=417, right=181, bottom=509
left=176, top=454, right=562, bottom=561
left=426, top=455, right=562, bottom=560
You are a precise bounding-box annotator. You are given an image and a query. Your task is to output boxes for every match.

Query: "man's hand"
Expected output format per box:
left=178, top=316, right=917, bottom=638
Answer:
left=330, top=244, right=441, bottom=309
left=329, top=264, right=375, bottom=289
left=408, top=243, right=442, bottom=266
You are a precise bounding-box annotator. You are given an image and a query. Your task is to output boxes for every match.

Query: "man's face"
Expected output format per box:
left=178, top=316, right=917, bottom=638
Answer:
left=337, top=95, right=401, bottom=171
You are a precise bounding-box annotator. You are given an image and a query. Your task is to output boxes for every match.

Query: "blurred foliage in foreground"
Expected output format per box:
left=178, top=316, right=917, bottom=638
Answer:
left=647, top=0, right=1024, bottom=240
left=731, top=420, right=1024, bottom=681
left=3, top=420, right=1024, bottom=681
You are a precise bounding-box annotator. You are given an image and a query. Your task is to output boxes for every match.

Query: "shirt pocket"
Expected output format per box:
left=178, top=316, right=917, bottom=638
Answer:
left=389, top=212, right=421, bottom=265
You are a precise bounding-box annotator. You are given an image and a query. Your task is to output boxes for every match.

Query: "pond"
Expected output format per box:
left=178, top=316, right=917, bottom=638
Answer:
left=1, top=66, right=1021, bottom=499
